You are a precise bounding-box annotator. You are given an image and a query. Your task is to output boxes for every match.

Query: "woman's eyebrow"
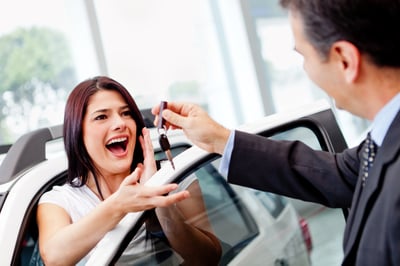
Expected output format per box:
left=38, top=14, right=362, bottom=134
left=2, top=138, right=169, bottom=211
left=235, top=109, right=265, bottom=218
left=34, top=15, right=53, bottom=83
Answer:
left=91, top=108, right=108, bottom=115
left=89, top=104, right=130, bottom=116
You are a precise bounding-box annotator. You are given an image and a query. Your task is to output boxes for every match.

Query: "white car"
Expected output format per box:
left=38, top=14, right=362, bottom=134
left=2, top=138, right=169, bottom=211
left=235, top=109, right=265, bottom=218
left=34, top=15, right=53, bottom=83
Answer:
left=0, top=100, right=348, bottom=265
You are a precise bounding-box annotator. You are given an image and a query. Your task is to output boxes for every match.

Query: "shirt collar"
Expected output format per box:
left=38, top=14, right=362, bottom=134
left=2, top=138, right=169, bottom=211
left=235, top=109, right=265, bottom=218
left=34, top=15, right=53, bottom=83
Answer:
left=371, top=92, right=400, bottom=146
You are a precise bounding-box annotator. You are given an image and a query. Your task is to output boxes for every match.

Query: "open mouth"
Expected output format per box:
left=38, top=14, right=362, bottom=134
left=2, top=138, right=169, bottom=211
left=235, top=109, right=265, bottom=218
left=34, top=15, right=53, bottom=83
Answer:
left=106, top=137, right=128, bottom=154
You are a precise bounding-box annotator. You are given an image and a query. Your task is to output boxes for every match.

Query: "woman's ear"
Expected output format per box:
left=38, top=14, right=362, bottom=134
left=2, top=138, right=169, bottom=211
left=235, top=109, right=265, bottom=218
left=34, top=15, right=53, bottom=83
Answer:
left=330, top=41, right=361, bottom=83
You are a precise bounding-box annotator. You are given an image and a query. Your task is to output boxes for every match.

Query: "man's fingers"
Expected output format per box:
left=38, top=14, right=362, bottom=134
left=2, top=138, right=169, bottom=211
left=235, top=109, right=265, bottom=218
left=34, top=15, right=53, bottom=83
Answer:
left=152, top=102, right=193, bottom=130
left=162, top=109, right=185, bottom=129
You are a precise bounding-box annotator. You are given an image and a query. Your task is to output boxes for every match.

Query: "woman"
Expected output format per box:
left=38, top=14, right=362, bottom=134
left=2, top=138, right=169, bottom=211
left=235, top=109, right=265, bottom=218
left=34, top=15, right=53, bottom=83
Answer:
left=37, top=76, right=221, bottom=265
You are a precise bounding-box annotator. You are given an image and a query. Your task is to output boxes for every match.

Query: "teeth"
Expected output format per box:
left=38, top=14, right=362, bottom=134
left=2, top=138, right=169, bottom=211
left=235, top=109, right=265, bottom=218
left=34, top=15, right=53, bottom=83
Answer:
left=107, top=137, right=127, bottom=145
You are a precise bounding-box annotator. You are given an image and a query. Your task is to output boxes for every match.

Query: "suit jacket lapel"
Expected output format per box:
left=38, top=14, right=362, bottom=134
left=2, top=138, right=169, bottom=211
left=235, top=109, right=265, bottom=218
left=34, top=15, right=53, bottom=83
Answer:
left=343, top=110, right=400, bottom=258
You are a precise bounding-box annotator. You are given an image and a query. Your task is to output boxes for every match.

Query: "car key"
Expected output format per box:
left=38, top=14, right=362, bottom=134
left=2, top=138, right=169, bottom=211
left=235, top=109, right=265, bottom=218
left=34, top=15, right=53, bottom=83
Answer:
left=157, top=101, right=175, bottom=169
left=159, top=133, right=175, bottom=169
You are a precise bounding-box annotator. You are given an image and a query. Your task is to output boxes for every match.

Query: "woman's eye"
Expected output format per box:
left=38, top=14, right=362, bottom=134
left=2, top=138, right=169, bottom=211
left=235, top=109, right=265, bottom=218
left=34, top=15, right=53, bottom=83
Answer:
left=95, top=114, right=107, bottom=120
left=122, top=110, right=132, bottom=117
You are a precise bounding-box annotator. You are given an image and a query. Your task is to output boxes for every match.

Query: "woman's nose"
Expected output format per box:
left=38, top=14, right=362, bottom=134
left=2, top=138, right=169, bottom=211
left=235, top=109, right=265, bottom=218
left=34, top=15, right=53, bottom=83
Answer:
left=112, top=115, right=126, bottom=131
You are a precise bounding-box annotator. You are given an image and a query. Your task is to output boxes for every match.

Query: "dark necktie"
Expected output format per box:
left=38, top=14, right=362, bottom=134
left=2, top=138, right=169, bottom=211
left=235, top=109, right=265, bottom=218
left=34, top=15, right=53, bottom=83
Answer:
left=361, top=132, right=378, bottom=187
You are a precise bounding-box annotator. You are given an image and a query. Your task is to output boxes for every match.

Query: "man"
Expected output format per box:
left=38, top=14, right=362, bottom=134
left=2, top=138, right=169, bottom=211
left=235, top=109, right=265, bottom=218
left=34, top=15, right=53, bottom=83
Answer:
left=152, top=0, right=400, bottom=265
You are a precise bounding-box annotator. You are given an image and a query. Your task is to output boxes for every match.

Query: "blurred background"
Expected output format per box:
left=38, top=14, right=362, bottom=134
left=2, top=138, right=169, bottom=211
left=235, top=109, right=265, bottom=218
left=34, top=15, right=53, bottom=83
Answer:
left=0, top=0, right=370, bottom=146
left=1, top=1, right=370, bottom=264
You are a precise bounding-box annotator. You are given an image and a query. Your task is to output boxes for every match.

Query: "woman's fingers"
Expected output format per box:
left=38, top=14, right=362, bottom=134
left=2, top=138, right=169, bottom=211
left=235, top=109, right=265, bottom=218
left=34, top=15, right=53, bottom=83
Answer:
left=118, top=171, right=190, bottom=212
left=137, top=190, right=190, bottom=210
left=141, top=184, right=190, bottom=206
left=139, top=127, right=157, bottom=183
left=120, top=165, right=142, bottom=186
left=154, top=190, right=190, bottom=207
left=143, top=183, right=179, bottom=196
left=139, top=127, right=154, bottom=159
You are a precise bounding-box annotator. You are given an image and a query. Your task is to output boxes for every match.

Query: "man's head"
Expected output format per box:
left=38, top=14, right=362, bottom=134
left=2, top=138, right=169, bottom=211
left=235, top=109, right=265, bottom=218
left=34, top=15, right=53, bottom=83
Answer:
left=280, top=0, right=400, bottom=68
left=281, top=0, right=400, bottom=119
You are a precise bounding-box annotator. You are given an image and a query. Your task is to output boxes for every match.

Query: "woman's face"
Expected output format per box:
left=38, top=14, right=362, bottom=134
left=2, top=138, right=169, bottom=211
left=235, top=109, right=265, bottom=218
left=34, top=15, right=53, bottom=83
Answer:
left=82, top=89, right=137, bottom=177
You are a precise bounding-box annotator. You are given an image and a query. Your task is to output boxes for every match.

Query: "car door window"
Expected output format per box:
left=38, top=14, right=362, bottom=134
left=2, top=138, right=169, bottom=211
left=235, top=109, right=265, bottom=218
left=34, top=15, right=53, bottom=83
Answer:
left=113, top=156, right=260, bottom=265
left=270, top=127, right=322, bottom=150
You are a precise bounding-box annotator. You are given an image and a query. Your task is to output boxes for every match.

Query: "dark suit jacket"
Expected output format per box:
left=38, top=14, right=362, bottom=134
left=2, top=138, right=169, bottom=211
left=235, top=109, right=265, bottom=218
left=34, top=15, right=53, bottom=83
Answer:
left=227, top=111, right=400, bottom=265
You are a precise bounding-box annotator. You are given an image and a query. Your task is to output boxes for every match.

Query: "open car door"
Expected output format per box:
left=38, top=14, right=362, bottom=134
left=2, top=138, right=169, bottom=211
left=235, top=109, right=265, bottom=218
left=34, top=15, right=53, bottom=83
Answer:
left=87, top=99, right=348, bottom=266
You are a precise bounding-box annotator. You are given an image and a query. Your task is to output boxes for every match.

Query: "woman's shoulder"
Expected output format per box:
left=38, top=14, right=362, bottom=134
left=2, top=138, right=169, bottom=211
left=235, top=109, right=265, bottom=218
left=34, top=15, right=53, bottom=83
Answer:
left=38, top=180, right=101, bottom=222
left=39, top=182, right=87, bottom=202
left=39, top=183, right=99, bottom=206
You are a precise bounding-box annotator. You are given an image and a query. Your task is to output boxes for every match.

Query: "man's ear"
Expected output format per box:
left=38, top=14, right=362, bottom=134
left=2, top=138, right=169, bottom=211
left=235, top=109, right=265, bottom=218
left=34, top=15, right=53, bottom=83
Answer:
left=330, top=41, right=361, bottom=83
